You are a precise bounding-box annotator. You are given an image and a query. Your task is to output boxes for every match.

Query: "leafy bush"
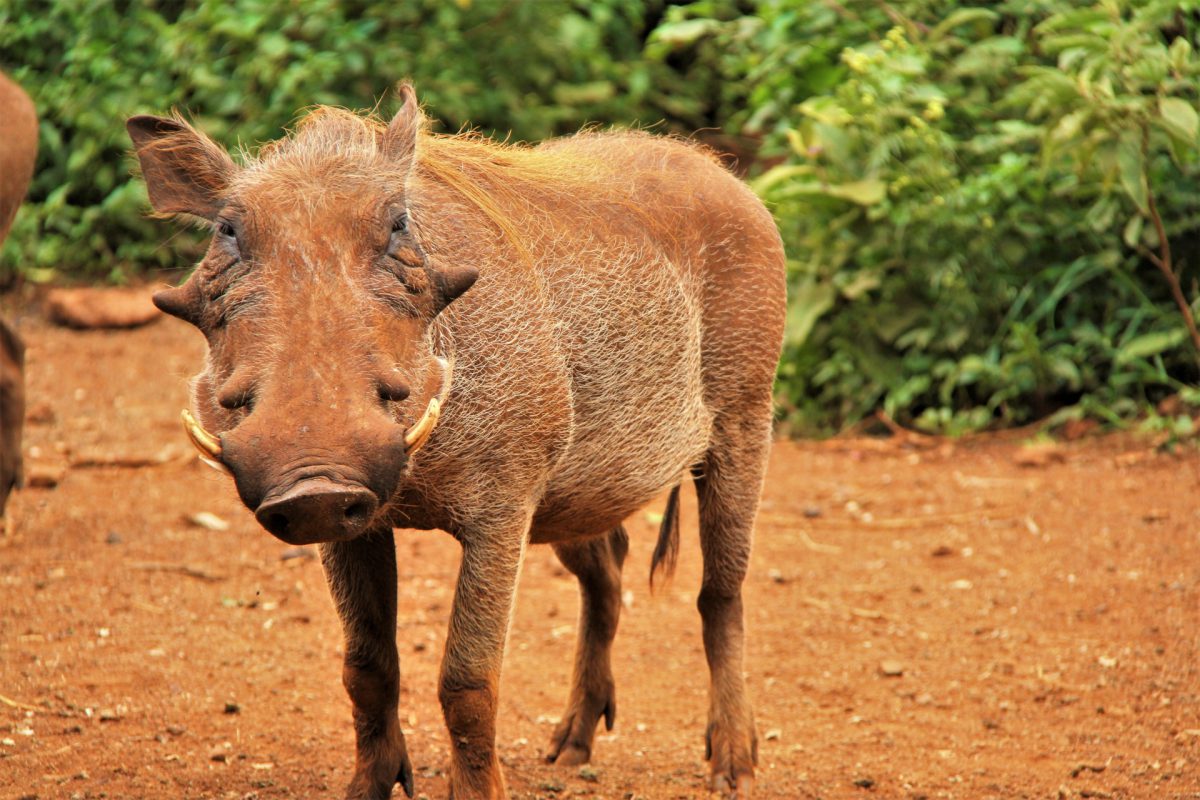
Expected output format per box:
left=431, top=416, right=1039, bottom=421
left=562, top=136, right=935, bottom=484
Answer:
left=4, top=0, right=1199, bottom=434
left=0, top=0, right=702, bottom=283
left=662, top=0, right=1200, bottom=433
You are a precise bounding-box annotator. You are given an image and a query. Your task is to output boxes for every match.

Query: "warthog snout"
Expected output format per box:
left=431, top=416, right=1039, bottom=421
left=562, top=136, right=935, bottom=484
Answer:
left=254, top=478, right=378, bottom=545
left=215, top=408, right=411, bottom=545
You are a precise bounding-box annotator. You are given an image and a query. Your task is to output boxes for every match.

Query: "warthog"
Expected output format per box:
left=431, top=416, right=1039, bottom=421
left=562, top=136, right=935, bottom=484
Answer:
left=128, top=85, right=785, bottom=799
left=0, top=69, right=37, bottom=517
left=0, top=319, right=23, bottom=518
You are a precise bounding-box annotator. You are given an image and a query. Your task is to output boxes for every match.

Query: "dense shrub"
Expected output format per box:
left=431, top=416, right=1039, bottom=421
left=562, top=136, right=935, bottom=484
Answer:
left=660, top=0, right=1200, bottom=433
left=3, top=0, right=1199, bottom=433
left=0, top=0, right=704, bottom=282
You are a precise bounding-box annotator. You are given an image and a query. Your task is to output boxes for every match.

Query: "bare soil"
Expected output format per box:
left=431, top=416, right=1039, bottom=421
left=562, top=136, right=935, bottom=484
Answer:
left=1, top=309, right=1198, bottom=800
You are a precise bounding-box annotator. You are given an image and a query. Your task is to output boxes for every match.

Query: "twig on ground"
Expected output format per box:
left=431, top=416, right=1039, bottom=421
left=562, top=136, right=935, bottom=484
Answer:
left=130, top=562, right=225, bottom=582
left=797, top=529, right=842, bottom=553
left=0, top=693, right=41, bottom=712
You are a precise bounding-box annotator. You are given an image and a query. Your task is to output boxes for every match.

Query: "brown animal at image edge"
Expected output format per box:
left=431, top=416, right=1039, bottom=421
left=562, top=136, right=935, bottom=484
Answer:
left=128, top=83, right=786, bottom=800
left=0, top=69, right=38, bottom=519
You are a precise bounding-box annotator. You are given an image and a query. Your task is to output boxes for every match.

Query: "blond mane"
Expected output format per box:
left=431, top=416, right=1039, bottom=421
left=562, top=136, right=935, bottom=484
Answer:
left=246, top=105, right=718, bottom=264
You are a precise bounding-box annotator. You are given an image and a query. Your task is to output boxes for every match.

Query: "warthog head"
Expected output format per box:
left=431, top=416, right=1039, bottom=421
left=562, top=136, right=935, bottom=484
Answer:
left=128, top=86, right=477, bottom=545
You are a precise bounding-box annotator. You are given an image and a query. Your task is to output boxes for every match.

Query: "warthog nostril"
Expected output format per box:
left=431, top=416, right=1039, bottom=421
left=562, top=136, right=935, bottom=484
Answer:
left=262, top=512, right=291, bottom=539
left=344, top=500, right=372, bottom=523
left=254, top=478, right=379, bottom=545
left=218, top=389, right=255, bottom=411
left=377, top=376, right=411, bottom=404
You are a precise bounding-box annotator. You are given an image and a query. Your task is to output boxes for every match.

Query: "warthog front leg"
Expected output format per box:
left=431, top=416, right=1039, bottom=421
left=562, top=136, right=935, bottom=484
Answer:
left=545, top=526, right=627, bottom=765
left=694, top=410, right=772, bottom=798
left=440, top=519, right=528, bottom=799
left=321, top=530, right=413, bottom=800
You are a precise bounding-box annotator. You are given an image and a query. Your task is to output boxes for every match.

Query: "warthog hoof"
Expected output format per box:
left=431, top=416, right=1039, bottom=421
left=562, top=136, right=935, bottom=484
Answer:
left=447, top=761, right=507, bottom=800
left=344, top=729, right=413, bottom=800
left=545, top=676, right=616, bottom=766
left=705, top=718, right=757, bottom=798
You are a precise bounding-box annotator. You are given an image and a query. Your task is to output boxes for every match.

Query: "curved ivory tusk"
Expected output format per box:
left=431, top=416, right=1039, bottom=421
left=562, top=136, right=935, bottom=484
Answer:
left=404, top=397, right=440, bottom=455
left=181, top=409, right=231, bottom=476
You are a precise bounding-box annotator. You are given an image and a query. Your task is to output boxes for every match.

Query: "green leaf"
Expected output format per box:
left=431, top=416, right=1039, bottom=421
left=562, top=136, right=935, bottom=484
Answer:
left=1116, top=328, right=1187, bottom=364
left=551, top=81, right=615, bottom=106
left=929, top=8, right=999, bottom=41
left=823, top=179, right=887, bottom=206
left=1049, top=109, right=1089, bottom=145
left=1122, top=213, right=1144, bottom=249
left=1158, top=96, right=1198, bottom=144
left=1169, top=36, right=1192, bottom=72
left=838, top=270, right=881, bottom=299
left=1116, top=132, right=1148, bottom=214
left=798, top=96, right=852, bottom=126
left=768, top=178, right=886, bottom=206
left=784, top=279, right=836, bottom=349
left=750, top=164, right=815, bottom=196
left=647, top=19, right=718, bottom=49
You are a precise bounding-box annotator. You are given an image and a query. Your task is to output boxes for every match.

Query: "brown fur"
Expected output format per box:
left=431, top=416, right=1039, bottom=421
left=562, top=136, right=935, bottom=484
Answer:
left=129, top=85, right=785, bottom=799
left=0, top=70, right=36, bottom=518
left=0, top=71, right=37, bottom=246
left=0, top=318, right=24, bottom=517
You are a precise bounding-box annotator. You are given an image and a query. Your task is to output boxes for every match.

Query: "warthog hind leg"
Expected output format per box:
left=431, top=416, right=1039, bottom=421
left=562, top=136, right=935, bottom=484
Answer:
left=545, top=525, right=628, bottom=765
left=694, top=409, right=771, bottom=798
left=320, top=529, right=413, bottom=800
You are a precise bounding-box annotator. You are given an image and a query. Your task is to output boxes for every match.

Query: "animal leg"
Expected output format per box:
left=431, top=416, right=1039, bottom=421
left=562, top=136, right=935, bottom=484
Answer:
left=320, top=530, right=413, bottom=800
left=439, top=518, right=529, bottom=799
left=545, top=526, right=628, bottom=765
left=694, top=410, right=772, bottom=799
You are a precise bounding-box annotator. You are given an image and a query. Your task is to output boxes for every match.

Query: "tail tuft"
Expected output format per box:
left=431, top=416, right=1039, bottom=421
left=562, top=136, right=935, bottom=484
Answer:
left=649, top=484, right=682, bottom=591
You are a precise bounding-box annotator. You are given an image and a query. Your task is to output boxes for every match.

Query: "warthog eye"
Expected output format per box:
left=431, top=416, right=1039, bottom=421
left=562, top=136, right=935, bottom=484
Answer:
left=386, top=212, right=425, bottom=270
left=215, top=219, right=240, bottom=257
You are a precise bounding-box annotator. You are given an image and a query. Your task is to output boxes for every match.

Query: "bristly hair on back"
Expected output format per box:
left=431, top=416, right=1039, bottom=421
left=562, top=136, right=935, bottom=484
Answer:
left=239, top=99, right=721, bottom=265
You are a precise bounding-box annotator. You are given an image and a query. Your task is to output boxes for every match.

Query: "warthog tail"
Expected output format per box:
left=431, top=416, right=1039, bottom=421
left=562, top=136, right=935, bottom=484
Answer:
left=649, top=483, right=682, bottom=591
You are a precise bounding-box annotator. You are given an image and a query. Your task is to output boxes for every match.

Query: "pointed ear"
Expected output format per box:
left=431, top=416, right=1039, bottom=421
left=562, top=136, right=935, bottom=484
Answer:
left=127, top=115, right=235, bottom=219
left=430, top=265, right=479, bottom=315
left=382, top=82, right=422, bottom=171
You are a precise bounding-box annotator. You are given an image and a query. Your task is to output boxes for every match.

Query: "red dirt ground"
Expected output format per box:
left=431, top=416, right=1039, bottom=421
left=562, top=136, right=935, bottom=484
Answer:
left=1, top=307, right=1198, bottom=800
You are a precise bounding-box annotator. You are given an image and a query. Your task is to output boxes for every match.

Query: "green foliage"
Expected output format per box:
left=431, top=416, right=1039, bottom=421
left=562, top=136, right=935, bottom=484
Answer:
left=672, top=0, right=1200, bottom=433
left=4, top=0, right=1199, bottom=434
left=0, top=0, right=699, bottom=283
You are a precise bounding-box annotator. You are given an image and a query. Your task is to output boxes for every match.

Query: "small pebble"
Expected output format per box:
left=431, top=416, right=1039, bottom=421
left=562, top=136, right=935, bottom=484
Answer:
left=26, top=464, right=65, bottom=488
left=224, top=702, right=240, bottom=715
left=98, top=708, right=120, bottom=722
left=105, top=531, right=123, bottom=545
left=879, top=660, right=904, bottom=677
